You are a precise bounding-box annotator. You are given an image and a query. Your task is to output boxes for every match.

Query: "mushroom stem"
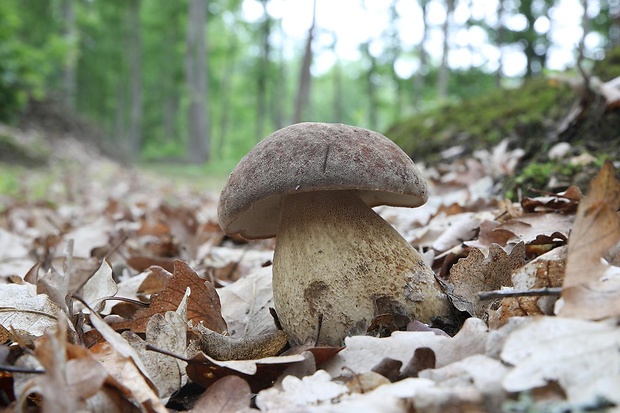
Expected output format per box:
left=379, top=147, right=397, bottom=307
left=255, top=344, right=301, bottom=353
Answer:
left=273, top=190, right=451, bottom=346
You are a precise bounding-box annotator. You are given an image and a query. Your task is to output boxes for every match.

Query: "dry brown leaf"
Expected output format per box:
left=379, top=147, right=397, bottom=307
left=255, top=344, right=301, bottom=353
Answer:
left=137, top=265, right=173, bottom=294
left=489, top=246, right=567, bottom=328
left=14, top=314, right=115, bottom=413
left=89, top=340, right=168, bottom=413
left=79, top=260, right=118, bottom=313
left=465, top=220, right=514, bottom=250
left=442, top=243, right=526, bottom=318
left=127, top=255, right=176, bottom=273
left=190, top=375, right=257, bottom=413
left=322, top=317, right=488, bottom=376
left=521, top=186, right=582, bottom=213
left=495, top=213, right=573, bottom=246
left=122, top=287, right=189, bottom=401
left=192, top=323, right=288, bottom=361
left=112, top=260, right=227, bottom=333
left=558, top=161, right=620, bottom=319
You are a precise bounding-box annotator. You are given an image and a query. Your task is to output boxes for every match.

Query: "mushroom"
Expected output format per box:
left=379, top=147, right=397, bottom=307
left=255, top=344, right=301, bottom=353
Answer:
left=218, top=122, right=452, bottom=346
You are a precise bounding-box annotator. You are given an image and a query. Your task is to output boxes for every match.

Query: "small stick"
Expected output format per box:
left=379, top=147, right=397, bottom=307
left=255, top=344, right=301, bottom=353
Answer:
left=479, top=287, right=562, bottom=300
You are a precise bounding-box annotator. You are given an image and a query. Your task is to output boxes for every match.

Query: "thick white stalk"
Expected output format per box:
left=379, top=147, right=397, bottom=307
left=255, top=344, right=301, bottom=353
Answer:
left=273, top=190, right=451, bottom=346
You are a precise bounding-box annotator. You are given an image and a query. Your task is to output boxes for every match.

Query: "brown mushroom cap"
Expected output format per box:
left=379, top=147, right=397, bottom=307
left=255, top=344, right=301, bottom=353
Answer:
left=218, top=122, right=428, bottom=239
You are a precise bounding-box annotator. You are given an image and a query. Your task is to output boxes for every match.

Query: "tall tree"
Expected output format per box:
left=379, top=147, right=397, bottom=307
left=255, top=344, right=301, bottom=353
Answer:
left=385, top=0, right=403, bottom=121
left=62, top=0, right=77, bottom=109
left=438, top=0, right=454, bottom=98
left=256, top=0, right=272, bottom=141
left=292, top=0, right=317, bottom=124
left=414, top=0, right=430, bottom=110
left=360, top=41, right=378, bottom=130
left=128, top=0, right=142, bottom=160
left=328, top=32, right=344, bottom=123
left=185, top=0, right=210, bottom=163
left=495, top=0, right=506, bottom=86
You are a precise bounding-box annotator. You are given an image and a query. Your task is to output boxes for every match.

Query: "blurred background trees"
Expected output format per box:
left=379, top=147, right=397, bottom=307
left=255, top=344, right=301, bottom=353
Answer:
left=0, top=0, right=617, bottom=166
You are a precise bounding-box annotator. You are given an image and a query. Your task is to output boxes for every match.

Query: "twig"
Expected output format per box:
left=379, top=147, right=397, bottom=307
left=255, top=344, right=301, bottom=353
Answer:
left=478, top=287, right=562, bottom=300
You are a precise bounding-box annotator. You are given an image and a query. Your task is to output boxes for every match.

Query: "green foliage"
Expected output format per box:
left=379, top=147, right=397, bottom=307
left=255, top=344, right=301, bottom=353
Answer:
left=0, top=0, right=54, bottom=121
left=592, top=46, right=620, bottom=81
left=514, top=161, right=580, bottom=190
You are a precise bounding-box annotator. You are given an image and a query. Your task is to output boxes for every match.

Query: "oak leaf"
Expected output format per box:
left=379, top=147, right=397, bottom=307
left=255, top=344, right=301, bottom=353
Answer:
left=113, top=260, right=227, bottom=333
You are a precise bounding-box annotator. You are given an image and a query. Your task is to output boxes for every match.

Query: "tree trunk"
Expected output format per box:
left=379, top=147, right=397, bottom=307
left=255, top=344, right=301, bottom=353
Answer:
left=414, top=0, right=429, bottom=111
left=438, top=0, right=454, bottom=99
left=217, top=34, right=238, bottom=157
left=292, top=0, right=317, bottom=124
left=579, top=0, right=590, bottom=55
left=185, top=0, right=209, bottom=164
left=271, top=22, right=286, bottom=130
left=128, top=0, right=142, bottom=161
left=495, top=0, right=505, bottom=87
left=256, top=0, right=271, bottom=141
left=360, top=42, right=378, bottom=130
left=62, top=0, right=77, bottom=110
left=329, top=33, right=344, bottom=123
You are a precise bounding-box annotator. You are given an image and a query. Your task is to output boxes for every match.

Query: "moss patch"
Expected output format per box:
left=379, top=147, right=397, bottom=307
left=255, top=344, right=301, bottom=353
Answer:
left=386, top=78, right=574, bottom=164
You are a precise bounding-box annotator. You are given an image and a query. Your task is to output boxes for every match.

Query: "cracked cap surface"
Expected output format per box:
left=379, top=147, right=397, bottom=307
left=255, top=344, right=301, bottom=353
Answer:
left=217, top=122, right=429, bottom=239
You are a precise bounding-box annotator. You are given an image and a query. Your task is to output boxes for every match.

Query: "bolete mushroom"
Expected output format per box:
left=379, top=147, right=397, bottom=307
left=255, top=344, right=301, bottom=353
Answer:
left=218, top=122, right=452, bottom=346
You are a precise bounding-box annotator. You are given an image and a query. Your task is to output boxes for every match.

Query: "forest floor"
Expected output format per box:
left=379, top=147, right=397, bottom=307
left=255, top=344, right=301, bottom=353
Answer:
left=1, top=65, right=620, bottom=412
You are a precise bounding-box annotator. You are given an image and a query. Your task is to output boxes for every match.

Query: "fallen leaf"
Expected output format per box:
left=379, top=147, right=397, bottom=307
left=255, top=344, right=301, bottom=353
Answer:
left=521, top=186, right=582, bottom=213
left=112, top=260, right=227, bottom=333
left=15, top=315, right=103, bottom=413
left=489, top=246, right=567, bottom=328
left=558, top=161, right=620, bottom=319
left=420, top=354, right=509, bottom=412
left=442, top=243, right=526, bottom=318
left=192, top=323, right=288, bottom=361
left=186, top=352, right=306, bottom=392
left=0, top=283, right=64, bottom=337
left=321, top=317, right=488, bottom=376
left=501, top=316, right=620, bottom=406
left=495, top=213, right=573, bottom=246
left=217, top=266, right=277, bottom=337
left=122, top=287, right=189, bottom=401
left=191, top=375, right=257, bottom=412
left=255, top=370, right=349, bottom=412
left=79, top=260, right=118, bottom=313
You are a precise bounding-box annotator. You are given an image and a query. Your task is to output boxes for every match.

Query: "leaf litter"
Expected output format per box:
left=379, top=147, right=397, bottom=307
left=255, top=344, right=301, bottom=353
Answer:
left=0, top=142, right=619, bottom=412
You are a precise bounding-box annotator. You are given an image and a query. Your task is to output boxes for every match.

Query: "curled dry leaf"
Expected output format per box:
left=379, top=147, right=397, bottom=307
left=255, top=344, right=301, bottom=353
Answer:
left=558, top=161, right=620, bottom=319
left=186, top=352, right=306, bottom=392
left=122, top=287, right=190, bottom=401
left=79, top=260, right=118, bottom=313
left=112, top=260, right=227, bottom=333
left=15, top=314, right=106, bottom=413
left=192, top=323, right=288, bottom=361
left=442, top=242, right=526, bottom=318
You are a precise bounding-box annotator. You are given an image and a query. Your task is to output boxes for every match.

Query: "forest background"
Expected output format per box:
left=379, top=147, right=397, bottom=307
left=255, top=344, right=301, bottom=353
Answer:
left=1, top=0, right=618, bottom=174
